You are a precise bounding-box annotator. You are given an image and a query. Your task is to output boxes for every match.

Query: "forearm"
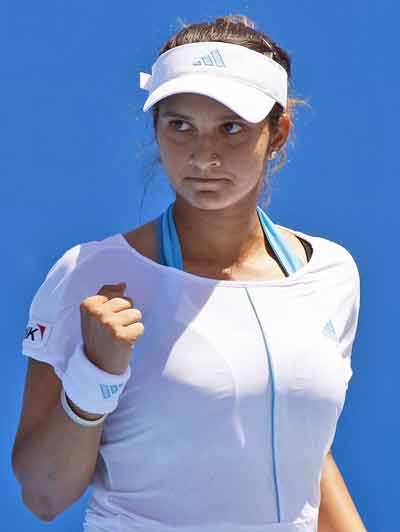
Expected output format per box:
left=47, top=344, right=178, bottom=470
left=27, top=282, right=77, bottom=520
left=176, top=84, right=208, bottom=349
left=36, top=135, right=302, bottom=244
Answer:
left=318, top=452, right=367, bottom=532
left=12, top=396, right=104, bottom=521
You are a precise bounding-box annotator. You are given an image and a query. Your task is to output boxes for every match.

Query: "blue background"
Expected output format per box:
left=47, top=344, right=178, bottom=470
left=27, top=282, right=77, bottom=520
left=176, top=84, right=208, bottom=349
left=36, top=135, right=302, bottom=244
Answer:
left=2, top=1, right=395, bottom=530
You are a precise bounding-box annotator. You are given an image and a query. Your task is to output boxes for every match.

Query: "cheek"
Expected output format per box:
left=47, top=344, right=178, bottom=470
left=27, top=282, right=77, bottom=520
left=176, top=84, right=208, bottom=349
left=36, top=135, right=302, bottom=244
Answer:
left=253, top=133, right=270, bottom=171
left=230, top=125, right=269, bottom=164
left=158, top=140, right=193, bottom=184
left=157, top=135, right=183, bottom=165
left=228, top=139, right=266, bottom=176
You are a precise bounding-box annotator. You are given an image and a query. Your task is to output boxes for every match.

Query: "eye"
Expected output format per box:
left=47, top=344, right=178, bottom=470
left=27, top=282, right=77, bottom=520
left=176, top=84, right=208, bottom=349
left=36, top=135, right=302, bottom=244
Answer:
left=223, top=122, right=243, bottom=134
left=169, top=119, right=191, bottom=132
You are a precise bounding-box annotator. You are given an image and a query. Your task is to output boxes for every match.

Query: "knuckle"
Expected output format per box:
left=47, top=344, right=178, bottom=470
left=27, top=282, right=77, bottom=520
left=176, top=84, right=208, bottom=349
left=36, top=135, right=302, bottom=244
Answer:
left=81, top=295, right=105, bottom=311
left=80, top=299, right=90, bottom=310
left=91, top=307, right=104, bottom=320
left=133, top=322, right=145, bottom=336
left=115, top=329, right=130, bottom=343
left=92, top=309, right=111, bottom=327
left=123, top=296, right=134, bottom=307
left=99, top=314, right=114, bottom=328
left=130, top=308, right=142, bottom=321
left=110, top=328, right=120, bottom=339
left=115, top=296, right=130, bottom=306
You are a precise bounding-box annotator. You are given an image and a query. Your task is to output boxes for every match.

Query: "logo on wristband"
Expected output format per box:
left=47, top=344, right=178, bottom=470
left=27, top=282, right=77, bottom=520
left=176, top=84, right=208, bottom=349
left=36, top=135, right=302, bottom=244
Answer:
left=99, top=383, right=125, bottom=399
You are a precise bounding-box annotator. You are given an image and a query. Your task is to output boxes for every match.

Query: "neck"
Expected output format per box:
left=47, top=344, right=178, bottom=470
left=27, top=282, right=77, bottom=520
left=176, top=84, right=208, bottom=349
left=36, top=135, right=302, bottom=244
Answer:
left=172, top=196, right=266, bottom=268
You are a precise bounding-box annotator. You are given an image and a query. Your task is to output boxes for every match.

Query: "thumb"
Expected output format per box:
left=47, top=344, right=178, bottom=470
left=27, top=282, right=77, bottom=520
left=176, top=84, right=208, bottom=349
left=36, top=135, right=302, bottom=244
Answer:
left=97, top=282, right=127, bottom=296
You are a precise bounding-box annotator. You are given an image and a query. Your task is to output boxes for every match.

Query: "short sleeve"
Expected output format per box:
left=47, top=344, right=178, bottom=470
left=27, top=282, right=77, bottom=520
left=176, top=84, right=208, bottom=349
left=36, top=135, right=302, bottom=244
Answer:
left=21, top=235, right=134, bottom=380
left=339, top=257, right=361, bottom=389
left=22, top=243, right=87, bottom=380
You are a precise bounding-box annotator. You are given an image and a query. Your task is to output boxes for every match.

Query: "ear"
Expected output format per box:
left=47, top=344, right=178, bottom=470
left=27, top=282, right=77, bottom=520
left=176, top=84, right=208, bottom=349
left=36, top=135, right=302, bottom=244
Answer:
left=270, top=111, right=291, bottom=152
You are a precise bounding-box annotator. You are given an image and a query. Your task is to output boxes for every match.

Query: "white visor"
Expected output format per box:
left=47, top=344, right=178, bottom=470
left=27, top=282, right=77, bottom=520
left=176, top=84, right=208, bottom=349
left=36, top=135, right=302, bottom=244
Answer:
left=139, top=41, right=288, bottom=123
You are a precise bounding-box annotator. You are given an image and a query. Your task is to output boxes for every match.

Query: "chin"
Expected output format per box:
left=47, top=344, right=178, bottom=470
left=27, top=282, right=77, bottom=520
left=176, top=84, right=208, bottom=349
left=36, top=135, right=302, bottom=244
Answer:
left=179, top=191, right=246, bottom=213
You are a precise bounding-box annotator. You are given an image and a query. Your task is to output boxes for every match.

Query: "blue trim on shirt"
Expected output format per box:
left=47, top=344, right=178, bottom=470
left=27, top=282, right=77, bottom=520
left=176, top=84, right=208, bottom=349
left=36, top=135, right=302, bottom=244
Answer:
left=156, top=202, right=304, bottom=274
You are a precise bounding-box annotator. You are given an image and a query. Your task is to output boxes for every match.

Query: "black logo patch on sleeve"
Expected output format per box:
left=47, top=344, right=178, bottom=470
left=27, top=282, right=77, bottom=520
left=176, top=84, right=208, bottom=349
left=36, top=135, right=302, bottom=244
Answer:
left=23, top=320, right=53, bottom=348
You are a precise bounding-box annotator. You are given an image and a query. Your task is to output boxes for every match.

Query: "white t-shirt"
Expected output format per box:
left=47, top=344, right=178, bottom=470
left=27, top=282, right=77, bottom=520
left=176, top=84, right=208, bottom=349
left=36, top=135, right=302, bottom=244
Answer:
left=22, top=225, right=360, bottom=532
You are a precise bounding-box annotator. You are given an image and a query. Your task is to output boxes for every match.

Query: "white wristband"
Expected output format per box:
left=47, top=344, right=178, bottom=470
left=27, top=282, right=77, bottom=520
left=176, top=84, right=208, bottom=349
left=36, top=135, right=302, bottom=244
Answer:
left=60, top=388, right=107, bottom=427
left=62, top=342, right=131, bottom=415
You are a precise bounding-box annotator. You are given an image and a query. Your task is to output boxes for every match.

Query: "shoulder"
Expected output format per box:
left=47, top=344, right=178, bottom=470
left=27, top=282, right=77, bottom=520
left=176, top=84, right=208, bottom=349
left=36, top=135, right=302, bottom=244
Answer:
left=314, top=233, right=360, bottom=282
left=28, top=240, right=92, bottom=320
left=122, top=219, right=159, bottom=262
left=28, top=233, right=131, bottom=319
left=278, top=223, right=360, bottom=286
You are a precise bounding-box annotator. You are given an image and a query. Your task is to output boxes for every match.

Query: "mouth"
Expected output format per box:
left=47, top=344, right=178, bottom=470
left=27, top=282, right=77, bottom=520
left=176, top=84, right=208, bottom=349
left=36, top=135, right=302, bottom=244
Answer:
left=186, top=177, right=229, bottom=182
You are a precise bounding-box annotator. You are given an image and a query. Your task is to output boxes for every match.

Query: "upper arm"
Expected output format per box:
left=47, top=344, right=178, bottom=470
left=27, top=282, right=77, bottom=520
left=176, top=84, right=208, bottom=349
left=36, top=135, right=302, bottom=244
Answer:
left=12, top=357, right=62, bottom=457
left=14, top=239, right=118, bottom=457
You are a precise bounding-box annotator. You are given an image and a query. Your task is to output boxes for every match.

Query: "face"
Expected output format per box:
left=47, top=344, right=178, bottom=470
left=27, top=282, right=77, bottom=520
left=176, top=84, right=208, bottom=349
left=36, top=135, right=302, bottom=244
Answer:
left=155, top=93, right=288, bottom=211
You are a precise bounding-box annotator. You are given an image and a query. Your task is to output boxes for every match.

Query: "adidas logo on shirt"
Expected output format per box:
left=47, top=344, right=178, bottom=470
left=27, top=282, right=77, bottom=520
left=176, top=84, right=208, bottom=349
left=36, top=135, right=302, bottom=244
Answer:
left=322, top=319, right=338, bottom=343
left=192, top=48, right=226, bottom=68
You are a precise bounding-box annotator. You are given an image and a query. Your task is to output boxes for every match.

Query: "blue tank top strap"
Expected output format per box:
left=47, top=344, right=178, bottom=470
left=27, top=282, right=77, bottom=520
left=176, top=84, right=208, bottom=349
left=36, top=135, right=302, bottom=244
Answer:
left=155, top=214, right=167, bottom=266
left=256, top=206, right=305, bottom=275
left=162, top=203, right=184, bottom=269
left=155, top=203, right=304, bottom=275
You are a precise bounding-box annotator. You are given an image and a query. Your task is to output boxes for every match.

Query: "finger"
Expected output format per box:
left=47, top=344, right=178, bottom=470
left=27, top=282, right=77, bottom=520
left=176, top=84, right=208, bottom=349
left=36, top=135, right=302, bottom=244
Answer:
left=80, top=294, right=110, bottom=311
left=103, top=296, right=134, bottom=313
left=112, top=308, right=142, bottom=326
left=118, top=322, right=145, bottom=342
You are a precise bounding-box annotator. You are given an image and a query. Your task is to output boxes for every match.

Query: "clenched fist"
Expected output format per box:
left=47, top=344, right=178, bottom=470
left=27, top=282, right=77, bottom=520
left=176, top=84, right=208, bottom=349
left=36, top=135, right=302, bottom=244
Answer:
left=80, top=282, right=144, bottom=375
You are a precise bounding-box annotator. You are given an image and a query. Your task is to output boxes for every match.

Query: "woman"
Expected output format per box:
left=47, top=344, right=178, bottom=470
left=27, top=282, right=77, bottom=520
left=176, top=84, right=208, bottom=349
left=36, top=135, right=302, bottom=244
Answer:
left=12, top=15, right=366, bottom=532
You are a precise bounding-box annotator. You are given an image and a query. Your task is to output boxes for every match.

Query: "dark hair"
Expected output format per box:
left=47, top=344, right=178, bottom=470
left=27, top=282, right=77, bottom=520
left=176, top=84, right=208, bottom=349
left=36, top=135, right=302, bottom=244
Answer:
left=139, top=14, right=309, bottom=221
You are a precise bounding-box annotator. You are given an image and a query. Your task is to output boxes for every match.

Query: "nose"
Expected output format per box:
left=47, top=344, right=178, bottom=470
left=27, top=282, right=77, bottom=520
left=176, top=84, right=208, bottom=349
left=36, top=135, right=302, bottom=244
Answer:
left=189, top=137, right=221, bottom=171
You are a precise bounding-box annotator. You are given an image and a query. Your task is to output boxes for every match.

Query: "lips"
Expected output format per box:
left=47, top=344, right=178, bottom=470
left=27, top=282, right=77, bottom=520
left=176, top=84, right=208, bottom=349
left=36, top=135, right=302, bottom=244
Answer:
left=186, top=177, right=228, bottom=182
left=189, top=178, right=217, bottom=182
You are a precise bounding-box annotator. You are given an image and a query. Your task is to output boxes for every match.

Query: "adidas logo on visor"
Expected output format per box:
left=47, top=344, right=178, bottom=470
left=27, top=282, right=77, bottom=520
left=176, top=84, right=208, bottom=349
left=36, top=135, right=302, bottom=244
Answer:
left=192, top=48, right=226, bottom=68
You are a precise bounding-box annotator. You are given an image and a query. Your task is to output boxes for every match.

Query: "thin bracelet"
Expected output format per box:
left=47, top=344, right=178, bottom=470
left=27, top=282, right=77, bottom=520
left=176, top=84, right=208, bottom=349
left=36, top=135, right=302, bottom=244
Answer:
left=60, top=388, right=107, bottom=427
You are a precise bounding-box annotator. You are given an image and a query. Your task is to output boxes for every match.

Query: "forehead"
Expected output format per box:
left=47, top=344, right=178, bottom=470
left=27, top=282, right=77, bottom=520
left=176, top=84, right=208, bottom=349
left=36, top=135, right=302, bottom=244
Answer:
left=157, top=93, right=243, bottom=120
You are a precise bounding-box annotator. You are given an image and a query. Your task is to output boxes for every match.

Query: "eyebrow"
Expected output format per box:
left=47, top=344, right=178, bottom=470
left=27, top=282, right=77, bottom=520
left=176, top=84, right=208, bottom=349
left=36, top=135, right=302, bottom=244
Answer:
left=160, top=111, right=244, bottom=122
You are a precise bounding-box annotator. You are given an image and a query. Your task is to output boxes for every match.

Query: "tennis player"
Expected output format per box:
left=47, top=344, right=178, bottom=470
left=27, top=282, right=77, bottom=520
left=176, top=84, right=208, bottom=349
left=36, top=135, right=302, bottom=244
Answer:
left=12, top=15, right=366, bottom=532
